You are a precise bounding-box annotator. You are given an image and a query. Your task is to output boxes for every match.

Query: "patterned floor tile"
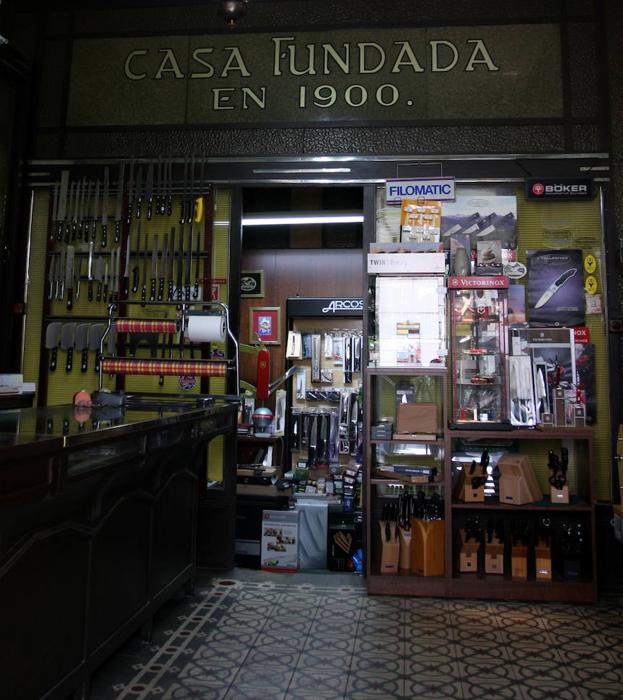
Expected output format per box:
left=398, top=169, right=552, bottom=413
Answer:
left=224, top=685, right=286, bottom=700
left=404, top=677, right=464, bottom=699
left=231, top=664, right=294, bottom=689
left=302, top=634, right=357, bottom=653
left=345, top=670, right=404, bottom=698
left=459, top=677, right=522, bottom=699
left=405, top=654, right=459, bottom=679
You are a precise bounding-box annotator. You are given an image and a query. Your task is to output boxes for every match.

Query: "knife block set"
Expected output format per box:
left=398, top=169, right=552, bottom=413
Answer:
left=379, top=517, right=444, bottom=577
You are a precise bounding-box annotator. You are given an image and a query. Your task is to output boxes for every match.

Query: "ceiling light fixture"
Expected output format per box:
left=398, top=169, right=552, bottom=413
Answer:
left=242, top=213, right=364, bottom=226
left=219, top=0, right=248, bottom=29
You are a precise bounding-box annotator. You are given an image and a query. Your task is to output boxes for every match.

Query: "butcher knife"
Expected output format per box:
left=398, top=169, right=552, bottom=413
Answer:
left=101, top=166, right=110, bottom=248
left=89, top=323, right=106, bottom=373
left=114, top=162, right=125, bottom=243
left=61, top=322, right=77, bottom=372
left=76, top=323, right=90, bottom=372
left=45, top=321, right=62, bottom=371
left=65, top=244, right=75, bottom=311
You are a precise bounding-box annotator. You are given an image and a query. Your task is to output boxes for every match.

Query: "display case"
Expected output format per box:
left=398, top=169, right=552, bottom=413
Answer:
left=448, top=277, right=510, bottom=428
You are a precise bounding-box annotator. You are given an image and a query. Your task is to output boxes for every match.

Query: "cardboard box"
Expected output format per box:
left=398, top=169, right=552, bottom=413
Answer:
left=497, top=453, right=542, bottom=505
left=261, top=509, right=299, bottom=572
left=396, top=402, right=438, bottom=435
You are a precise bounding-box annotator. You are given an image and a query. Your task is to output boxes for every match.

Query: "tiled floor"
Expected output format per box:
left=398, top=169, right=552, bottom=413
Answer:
left=89, top=568, right=623, bottom=699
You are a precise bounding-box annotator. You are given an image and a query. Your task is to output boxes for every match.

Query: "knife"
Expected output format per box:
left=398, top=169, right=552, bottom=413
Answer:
left=135, top=166, right=143, bottom=219
left=184, top=224, right=192, bottom=301
left=180, top=160, right=189, bottom=224
left=114, top=245, right=121, bottom=302
left=145, top=160, right=154, bottom=220
left=534, top=268, right=578, bottom=309
left=57, top=246, right=66, bottom=299
left=150, top=233, right=158, bottom=301
left=177, top=222, right=184, bottom=301
left=65, top=244, right=75, bottom=310
left=166, top=160, right=173, bottom=216
left=344, top=336, right=352, bottom=384
left=70, top=179, right=80, bottom=241
left=94, top=255, right=104, bottom=302
left=47, top=253, right=56, bottom=300
left=75, top=257, right=83, bottom=301
left=193, top=224, right=201, bottom=300
left=158, top=232, right=167, bottom=301
left=141, top=228, right=148, bottom=304
left=168, top=227, right=175, bottom=301
left=61, top=322, right=77, bottom=372
left=45, top=322, right=62, bottom=371
left=101, top=166, right=110, bottom=248
left=123, top=234, right=131, bottom=297
left=103, top=260, right=109, bottom=303
left=56, top=170, right=70, bottom=241
left=307, top=415, right=317, bottom=467
left=114, top=162, right=125, bottom=243
left=91, top=178, right=100, bottom=242
left=77, top=177, right=88, bottom=240
left=126, top=159, right=135, bottom=225
left=87, top=241, right=94, bottom=301
left=89, top=323, right=106, bottom=373
left=76, top=323, right=90, bottom=372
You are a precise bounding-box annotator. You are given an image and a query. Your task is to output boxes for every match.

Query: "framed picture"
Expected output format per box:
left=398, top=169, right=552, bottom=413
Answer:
left=240, top=270, right=265, bottom=298
left=250, top=306, right=281, bottom=345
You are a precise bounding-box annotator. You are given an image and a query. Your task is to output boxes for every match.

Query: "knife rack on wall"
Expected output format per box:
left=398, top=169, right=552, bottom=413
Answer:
left=37, top=159, right=218, bottom=407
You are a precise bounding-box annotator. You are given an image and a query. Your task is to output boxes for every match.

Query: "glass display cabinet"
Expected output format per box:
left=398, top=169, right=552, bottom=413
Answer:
left=448, top=278, right=510, bottom=428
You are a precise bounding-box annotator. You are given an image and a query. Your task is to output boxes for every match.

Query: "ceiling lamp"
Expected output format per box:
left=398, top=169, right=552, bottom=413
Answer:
left=219, top=0, right=249, bottom=29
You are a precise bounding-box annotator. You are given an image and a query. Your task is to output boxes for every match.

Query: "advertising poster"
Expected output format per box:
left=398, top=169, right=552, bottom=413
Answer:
left=440, top=194, right=517, bottom=250
left=527, top=249, right=585, bottom=327
left=261, top=510, right=300, bottom=572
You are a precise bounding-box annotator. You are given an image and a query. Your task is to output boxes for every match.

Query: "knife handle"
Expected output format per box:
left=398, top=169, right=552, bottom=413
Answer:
left=66, top=287, right=73, bottom=311
left=101, top=224, right=108, bottom=248
left=168, top=280, right=174, bottom=301
left=141, top=283, right=146, bottom=306
left=81, top=348, right=88, bottom=373
left=91, top=221, right=97, bottom=241
left=94, top=351, right=100, bottom=373
left=71, top=222, right=77, bottom=241
left=158, top=278, right=164, bottom=301
left=114, top=221, right=121, bottom=244
left=66, top=347, right=73, bottom=372
left=150, top=279, right=156, bottom=302
left=166, top=195, right=172, bottom=217
left=158, top=373, right=164, bottom=387
left=136, top=197, right=142, bottom=219
left=50, top=348, right=58, bottom=372
left=88, top=280, right=93, bottom=302
left=96, top=281, right=102, bottom=303
left=147, top=198, right=153, bottom=220
left=132, top=266, right=139, bottom=293
left=123, top=276, right=129, bottom=298
left=185, top=283, right=191, bottom=302
left=77, top=222, right=83, bottom=241
left=57, top=222, right=64, bottom=241
left=103, top=283, right=108, bottom=303
left=126, top=200, right=133, bottom=226
left=192, top=280, right=199, bottom=300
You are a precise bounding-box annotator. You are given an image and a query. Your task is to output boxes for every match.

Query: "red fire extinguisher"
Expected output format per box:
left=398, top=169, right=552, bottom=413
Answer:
left=256, top=345, right=270, bottom=402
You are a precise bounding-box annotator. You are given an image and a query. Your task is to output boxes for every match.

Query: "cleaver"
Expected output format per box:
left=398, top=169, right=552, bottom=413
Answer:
left=89, top=323, right=106, bottom=373
left=61, top=322, right=77, bottom=372
left=75, top=323, right=90, bottom=373
left=45, top=321, right=62, bottom=372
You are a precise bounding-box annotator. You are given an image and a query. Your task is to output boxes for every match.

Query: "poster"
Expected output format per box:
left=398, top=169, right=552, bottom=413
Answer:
left=527, top=249, right=585, bottom=327
left=440, top=194, right=517, bottom=250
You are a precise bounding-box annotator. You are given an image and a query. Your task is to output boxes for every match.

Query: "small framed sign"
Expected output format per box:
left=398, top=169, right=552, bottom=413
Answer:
left=250, top=306, right=281, bottom=345
left=240, top=270, right=265, bottom=298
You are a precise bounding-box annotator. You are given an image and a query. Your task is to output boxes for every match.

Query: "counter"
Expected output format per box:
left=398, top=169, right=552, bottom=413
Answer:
left=0, top=396, right=238, bottom=700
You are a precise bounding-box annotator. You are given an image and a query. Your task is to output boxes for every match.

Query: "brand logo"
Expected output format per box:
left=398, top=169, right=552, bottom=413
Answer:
left=179, top=375, right=196, bottom=390
left=532, top=182, right=545, bottom=196
left=240, top=276, right=257, bottom=292
left=322, top=299, right=364, bottom=313
left=386, top=177, right=455, bottom=203
left=526, top=178, right=593, bottom=200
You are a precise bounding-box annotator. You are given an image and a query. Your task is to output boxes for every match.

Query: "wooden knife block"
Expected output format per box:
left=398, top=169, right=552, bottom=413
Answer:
left=535, top=537, right=552, bottom=581
left=398, top=526, right=412, bottom=572
left=498, top=454, right=542, bottom=505
left=511, top=543, right=528, bottom=579
left=550, top=484, right=569, bottom=504
left=378, top=521, right=400, bottom=574
left=458, top=528, right=479, bottom=573
left=454, top=468, right=486, bottom=502
left=410, top=518, right=445, bottom=577
left=485, top=535, right=504, bottom=575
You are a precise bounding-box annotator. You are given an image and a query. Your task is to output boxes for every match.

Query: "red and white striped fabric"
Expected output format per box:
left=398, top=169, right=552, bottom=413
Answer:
left=115, top=319, right=178, bottom=334
left=101, top=358, right=226, bottom=377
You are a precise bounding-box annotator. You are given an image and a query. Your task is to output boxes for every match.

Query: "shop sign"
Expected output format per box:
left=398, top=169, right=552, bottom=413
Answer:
left=447, top=276, right=509, bottom=289
left=574, top=327, right=590, bottom=344
left=525, top=178, right=594, bottom=201
left=367, top=252, right=445, bottom=274
left=66, top=24, right=562, bottom=127
left=386, top=177, right=455, bottom=203
left=286, top=297, right=363, bottom=317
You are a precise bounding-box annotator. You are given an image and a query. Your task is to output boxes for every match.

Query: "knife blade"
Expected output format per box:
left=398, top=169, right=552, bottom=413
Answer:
left=77, top=176, right=88, bottom=240
left=86, top=241, right=94, bottom=301
left=132, top=222, right=141, bottom=294
left=534, top=268, right=578, bottom=309
left=91, top=178, right=100, bottom=242
left=145, top=160, right=154, bottom=220
left=65, top=244, right=75, bottom=310
left=135, top=166, right=143, bottom=219
left=344, top=336, right=352, bottom=384
left=47, top=253, right=56, bottom=300
left=93, top=255, right=104, bottom=302
left=71, top=179, right=80, bottom=241
left=101, top=166, right=110, bottom=248
left=61, top=322, right=77, bottom=372
left=76, top=323, right=90, bottom=372
left=114, top=162, right=125, bottom=243
left=56, top=170, right=70, bottom=241
left=57, top=247, right=66, bottom=299
left=150, top=233, right=158, bottom=301
left=75, top=257, right=83, bottom=301
left=114, top=245, right=121, bottom=301
left=109, top=248, right=117, bottom=303
left=141, top=227, right=148, bottom=304
left=168, top=227, right=175, bottom=301
left=103, top=260, right=109, bottom=303
left=64, top=180, right=75, bottom=243
left=158, top=232, right=167, bottom=302
left=166, top=160, right=173, bottom=216
left=123, top=234, right=131, bottom=297
left=307, top=415, right=317, bottom=467
left=45, top=322, right=62, bottom=371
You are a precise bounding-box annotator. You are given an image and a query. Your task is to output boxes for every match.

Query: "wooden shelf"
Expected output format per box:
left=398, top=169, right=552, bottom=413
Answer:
left=366, top=366, right=448, bottom=377
left=370, top=438, right=444, bottom=445
left=451, top=497, right=592, bottom=512
left=447, top=427, right=594, bottom=440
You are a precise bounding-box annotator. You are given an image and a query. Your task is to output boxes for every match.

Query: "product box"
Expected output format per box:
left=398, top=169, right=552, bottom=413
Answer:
left=497, top=453, right=542, bottom=505
left=395, top=402, right=438, bottom=435
left=260, top=509, right=300, bottom=572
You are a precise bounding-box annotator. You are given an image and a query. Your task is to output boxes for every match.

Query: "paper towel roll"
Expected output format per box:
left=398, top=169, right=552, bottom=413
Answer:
left=186, top=314, right=226, bottom=343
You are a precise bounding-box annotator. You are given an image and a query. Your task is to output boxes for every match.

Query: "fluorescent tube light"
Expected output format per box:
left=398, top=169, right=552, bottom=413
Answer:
left=242, top=213, right=364, bottom=226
